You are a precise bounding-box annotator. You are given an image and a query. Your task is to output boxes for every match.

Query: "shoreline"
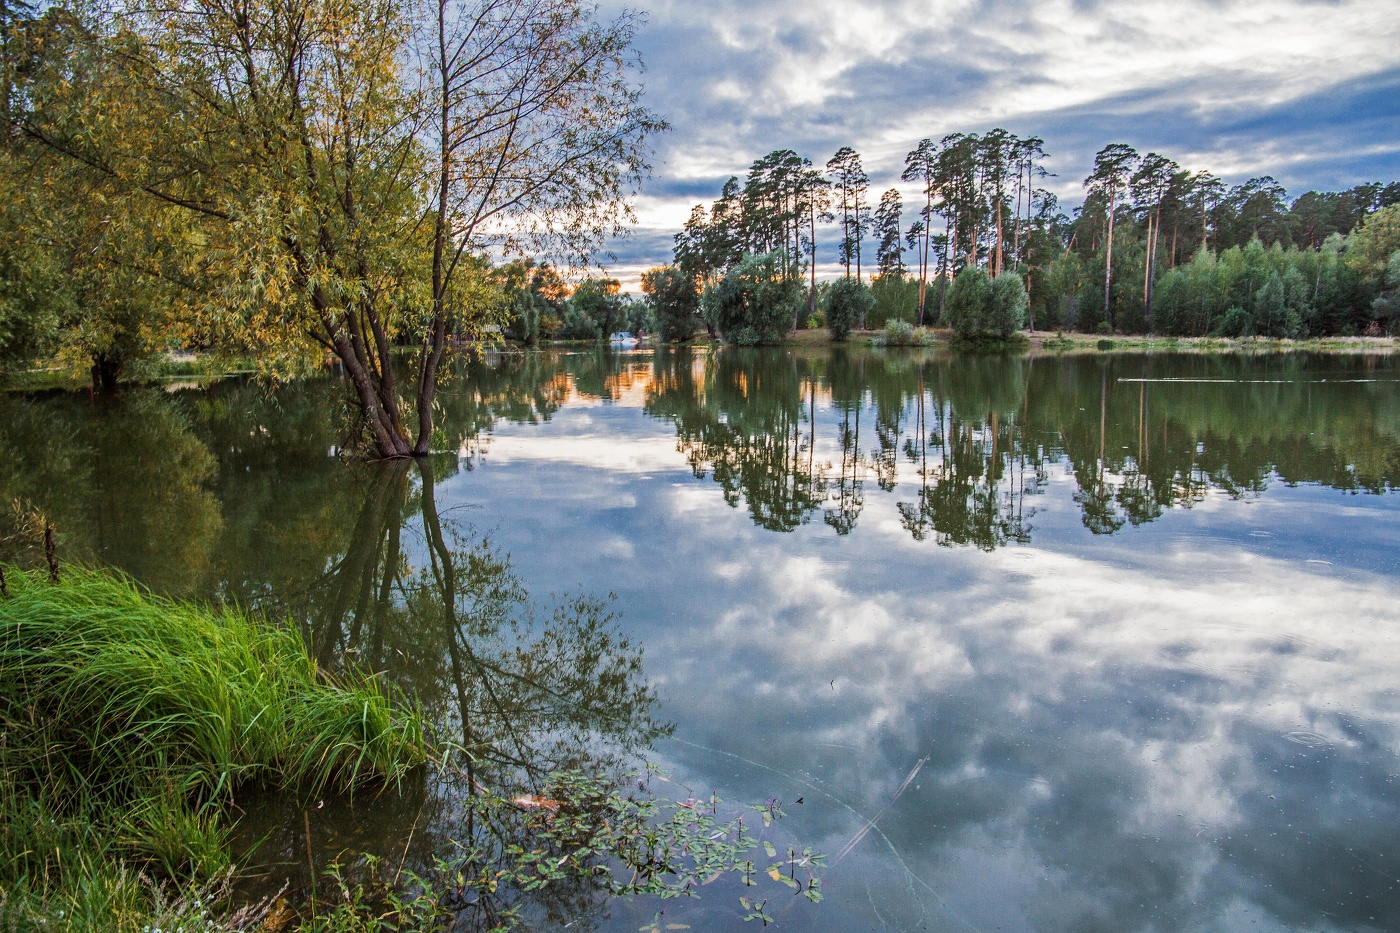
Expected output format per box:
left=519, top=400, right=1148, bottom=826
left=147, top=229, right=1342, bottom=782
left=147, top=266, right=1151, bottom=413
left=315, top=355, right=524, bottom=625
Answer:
left=782, top=328, right=1400, bottom=354
left=7, top=332, right=1398, bottom=392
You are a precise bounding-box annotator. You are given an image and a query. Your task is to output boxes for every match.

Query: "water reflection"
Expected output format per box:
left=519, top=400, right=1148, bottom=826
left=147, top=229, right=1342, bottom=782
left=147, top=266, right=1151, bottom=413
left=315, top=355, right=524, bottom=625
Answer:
left=3, top=349, right=1399, bottom=931
left=0, top=389, right=222, bottom=593
left=644, top=349, right=1400, bottom=546
left=0, top=378, right=671, bottom=930
left=222, top=453, right=669, bottom=930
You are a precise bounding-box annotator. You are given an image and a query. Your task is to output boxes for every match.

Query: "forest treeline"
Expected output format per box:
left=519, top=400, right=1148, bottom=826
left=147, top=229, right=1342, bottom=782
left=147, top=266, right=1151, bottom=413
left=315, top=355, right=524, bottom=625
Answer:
left=647, top=134, right=1400, bottom=343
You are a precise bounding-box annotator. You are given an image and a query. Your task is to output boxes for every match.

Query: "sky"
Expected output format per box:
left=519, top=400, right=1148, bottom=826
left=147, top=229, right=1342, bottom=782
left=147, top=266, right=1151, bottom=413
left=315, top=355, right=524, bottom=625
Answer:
left=590, top=0, right=1400, bottom=290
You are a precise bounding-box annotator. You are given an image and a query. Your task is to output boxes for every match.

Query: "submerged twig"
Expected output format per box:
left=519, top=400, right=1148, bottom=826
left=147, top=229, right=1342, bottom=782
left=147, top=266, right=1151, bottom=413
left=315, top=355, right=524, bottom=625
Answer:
left=833, top=756, right=928, bottom=865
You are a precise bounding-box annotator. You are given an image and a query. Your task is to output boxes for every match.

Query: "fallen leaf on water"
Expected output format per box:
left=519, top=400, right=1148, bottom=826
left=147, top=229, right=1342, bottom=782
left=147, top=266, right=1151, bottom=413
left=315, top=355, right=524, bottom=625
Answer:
left=767, top=867, right=783, bottom=882
left=702, top=871, right=724, bottom=885
left=512, top=795, right=562, bottom=812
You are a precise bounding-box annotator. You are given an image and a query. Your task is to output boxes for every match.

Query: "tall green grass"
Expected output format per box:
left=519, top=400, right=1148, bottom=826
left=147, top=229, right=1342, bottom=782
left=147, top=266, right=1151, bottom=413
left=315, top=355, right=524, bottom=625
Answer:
left=0, top=565, right=426, bottom=931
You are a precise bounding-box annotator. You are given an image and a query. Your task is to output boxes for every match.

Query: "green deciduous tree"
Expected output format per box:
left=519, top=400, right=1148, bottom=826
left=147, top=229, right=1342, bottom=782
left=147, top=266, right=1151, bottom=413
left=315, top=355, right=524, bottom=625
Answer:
left=825, top=277, right=874, bottom=342
left=641, top=265, right=701, bottom=343
left=705, top=251, right=801, bottom=346
left=945, top=266, right=992, bottom=338
left=988, top=273, right=1029, bottom=339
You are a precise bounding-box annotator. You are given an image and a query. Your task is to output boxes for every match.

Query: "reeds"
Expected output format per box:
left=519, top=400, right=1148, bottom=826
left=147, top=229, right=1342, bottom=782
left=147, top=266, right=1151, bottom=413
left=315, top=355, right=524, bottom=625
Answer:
left=0, top=564, right=427, bottom=930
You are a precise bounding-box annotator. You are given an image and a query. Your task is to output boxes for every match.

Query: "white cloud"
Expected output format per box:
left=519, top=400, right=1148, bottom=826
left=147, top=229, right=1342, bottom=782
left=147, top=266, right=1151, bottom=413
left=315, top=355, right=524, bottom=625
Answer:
left=594, top=0, right=1400, bottom=277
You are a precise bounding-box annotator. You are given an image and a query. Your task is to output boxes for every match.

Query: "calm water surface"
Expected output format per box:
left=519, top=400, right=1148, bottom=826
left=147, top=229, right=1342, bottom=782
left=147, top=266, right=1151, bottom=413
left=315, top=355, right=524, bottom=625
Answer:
left=4, top=348, right=1400, bottom=932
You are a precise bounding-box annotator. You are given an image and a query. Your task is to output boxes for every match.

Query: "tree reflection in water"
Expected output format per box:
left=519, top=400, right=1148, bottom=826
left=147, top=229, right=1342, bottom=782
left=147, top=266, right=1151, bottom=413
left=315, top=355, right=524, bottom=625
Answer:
left=231, top=454, right=675, bottom=930
left=647, top=348, right=1400, bottom=548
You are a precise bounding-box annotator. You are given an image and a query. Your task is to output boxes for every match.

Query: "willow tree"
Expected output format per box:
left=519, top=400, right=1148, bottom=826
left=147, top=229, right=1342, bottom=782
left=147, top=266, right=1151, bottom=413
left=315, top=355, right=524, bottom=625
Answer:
left=20, top=0, right=660, bottom=458
left=5, top=4, right=205, bottom=391
left=419, top=0, right=663, bottom=454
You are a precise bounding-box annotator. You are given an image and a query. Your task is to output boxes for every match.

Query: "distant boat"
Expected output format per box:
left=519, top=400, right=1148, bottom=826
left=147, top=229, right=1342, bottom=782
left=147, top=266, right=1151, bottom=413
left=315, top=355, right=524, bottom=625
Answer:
left=609, top=331, right=640, bottom=348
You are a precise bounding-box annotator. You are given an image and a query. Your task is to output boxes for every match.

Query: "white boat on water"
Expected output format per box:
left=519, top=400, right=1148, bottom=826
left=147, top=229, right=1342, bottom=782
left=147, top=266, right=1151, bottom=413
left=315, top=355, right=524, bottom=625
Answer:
left=609, top=331, right=640, bottom=348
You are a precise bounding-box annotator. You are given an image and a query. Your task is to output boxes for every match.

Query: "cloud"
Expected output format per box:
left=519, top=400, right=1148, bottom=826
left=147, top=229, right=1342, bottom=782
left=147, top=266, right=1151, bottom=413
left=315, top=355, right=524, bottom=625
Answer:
left=590, top=0, right=1400, bottom=288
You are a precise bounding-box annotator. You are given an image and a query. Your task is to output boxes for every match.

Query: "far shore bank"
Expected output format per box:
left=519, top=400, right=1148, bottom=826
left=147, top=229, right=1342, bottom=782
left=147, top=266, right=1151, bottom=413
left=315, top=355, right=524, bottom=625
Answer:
left=8, top=332, right=1398, bottom=392
left=780, top=327, right=1400, bottom=355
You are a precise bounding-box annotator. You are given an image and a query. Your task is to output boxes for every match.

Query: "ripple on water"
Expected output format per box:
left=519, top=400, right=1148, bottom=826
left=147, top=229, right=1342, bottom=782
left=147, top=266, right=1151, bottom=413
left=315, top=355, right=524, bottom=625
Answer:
left=1284, top=730, right=1334, bottom=750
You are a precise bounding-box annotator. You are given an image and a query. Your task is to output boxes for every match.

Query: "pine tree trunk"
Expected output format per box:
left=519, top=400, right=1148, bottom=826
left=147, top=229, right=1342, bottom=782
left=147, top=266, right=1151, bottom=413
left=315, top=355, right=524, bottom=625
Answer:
left=1104, top=184, right=1117, bottom=331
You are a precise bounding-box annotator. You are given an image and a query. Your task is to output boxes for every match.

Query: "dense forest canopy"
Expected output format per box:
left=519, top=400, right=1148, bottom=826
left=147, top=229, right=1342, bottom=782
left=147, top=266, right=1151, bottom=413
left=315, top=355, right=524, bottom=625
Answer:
left=658, top=133, right=1400, bottom=341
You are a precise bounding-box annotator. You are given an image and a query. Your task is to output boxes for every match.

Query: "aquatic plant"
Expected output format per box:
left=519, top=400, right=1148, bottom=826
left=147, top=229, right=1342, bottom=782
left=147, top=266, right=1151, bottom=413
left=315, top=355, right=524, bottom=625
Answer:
left=0, top=565, right=426, bottom=929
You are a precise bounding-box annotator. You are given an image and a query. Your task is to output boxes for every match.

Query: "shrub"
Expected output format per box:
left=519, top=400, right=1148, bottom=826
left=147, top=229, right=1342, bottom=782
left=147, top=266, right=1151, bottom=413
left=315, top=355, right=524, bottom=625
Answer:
left=1216, top=305, right=1253, bottom=337
left=869, top=272, right=919, bottom=327
left=707, top=251, right=801, bottom=346
left=944, top=266, right=992, bottom=337
left=988, top=273, right=1029, bottom=339
left=873, top=319, right=931, bottom=347
left=825, top=277, right=875, bottom=341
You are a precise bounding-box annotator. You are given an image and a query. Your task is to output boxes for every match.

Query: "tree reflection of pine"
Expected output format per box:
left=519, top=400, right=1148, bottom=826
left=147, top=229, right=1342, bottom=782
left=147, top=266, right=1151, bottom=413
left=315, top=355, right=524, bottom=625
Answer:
left=645, top=348, right=1400, bottom=548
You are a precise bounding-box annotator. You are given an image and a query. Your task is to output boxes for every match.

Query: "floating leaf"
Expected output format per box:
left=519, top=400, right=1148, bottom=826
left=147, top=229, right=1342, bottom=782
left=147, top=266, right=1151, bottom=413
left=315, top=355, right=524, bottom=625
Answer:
left=512, top=794, right=562, bottom=812
left=763, top=841, right=776, bottom=858
left=767, top=867, right=783, bottom=882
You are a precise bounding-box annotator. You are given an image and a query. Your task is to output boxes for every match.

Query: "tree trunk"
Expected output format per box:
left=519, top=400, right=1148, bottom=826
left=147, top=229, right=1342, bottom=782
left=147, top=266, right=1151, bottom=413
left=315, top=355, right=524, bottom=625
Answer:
left=1104, top=185, right=1117, bottom=331
left=854, top=198, right=863, bottom=286
left=1027, top=269, right=1035, bottom=333
left=1143, top=212, right=1153, bottom=303
left=994, top=197, right=1003, bottom=277
left=91, top=354, right=121, bottom=396
left=938, top=220, right=953, bottom=322
left=319, top=299, right=411, bottom=459
left=805, top=203, right=816, bottom=325
left=1146, top=205, right=1161, bottom=331
left=918, top=195, right=931, bottom=325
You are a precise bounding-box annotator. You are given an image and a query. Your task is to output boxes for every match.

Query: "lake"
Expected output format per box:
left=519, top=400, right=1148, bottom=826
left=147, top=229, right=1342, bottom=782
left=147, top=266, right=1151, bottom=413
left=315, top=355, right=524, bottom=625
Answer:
left=3, top=346, right=1399, bottom=931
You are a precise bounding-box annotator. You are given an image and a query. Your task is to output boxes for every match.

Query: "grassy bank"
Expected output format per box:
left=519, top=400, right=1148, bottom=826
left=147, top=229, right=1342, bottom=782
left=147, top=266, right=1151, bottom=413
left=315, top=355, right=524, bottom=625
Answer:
left=780, top=327, right=1400, bottom=355
left=1026, top=331, right=1400, bottom=355
left=1, top=354, right=262, bottom=393
left=0, top=566, right=426, bottom=931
